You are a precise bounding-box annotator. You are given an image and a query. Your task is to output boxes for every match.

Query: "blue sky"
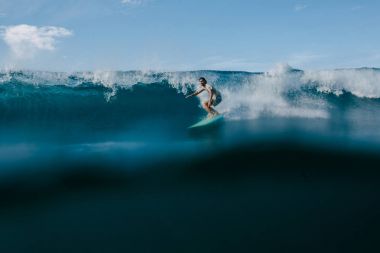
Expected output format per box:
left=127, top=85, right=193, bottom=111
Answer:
left=0, top=0, right=379, bottom=71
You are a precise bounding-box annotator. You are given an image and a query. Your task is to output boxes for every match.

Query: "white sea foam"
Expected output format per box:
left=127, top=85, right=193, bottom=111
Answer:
left=302, top=68, right=380, bottom=98
left=213, top=65, right=380, bottom=119
left=215, top=64, right=328, bottom=120
left=1, top=65, right=380, bottom=120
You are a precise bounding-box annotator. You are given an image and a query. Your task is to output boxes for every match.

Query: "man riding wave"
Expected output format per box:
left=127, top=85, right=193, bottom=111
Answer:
left=186, top=77, right=222, bottom=118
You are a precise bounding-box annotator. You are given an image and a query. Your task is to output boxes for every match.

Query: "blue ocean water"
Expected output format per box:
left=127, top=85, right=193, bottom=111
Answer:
left=1, top=65, right=380, bottom=144
left=0, top=65, right=379, bottom=169
left=1, top=66, right=380, bottom=253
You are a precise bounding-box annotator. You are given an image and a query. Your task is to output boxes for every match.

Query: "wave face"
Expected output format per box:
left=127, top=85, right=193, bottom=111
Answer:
left=1, top=65, right=380, bottom=134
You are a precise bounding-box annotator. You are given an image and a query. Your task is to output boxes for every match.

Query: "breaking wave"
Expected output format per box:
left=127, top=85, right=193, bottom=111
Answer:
left=1, top=65, right=380, bottom=125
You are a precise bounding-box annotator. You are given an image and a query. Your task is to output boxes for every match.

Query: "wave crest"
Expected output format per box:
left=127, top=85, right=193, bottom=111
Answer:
left=1, top=66, right=380, bottom=121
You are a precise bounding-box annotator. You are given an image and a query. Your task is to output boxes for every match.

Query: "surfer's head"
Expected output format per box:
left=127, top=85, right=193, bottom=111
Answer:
left=199, top=77, right=207, bottom=86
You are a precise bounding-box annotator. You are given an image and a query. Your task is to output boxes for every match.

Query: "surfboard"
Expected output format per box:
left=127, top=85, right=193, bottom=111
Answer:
left=188, top=115, right=224, bottom=129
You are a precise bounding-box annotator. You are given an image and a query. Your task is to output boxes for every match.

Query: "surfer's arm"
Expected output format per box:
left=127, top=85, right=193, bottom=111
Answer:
left=186, top=88, right=205, bottom=98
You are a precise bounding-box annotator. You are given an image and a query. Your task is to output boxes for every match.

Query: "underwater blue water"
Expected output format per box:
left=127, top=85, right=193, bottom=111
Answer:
left=2, top=67, right=380, bottom=253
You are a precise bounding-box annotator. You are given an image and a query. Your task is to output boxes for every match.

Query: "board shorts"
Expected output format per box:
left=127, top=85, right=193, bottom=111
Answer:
left=212, top=94, right=222, bottom=106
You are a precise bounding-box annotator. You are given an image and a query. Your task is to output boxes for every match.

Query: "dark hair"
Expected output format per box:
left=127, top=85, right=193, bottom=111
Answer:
left=199, top=77, right=207, bottom=84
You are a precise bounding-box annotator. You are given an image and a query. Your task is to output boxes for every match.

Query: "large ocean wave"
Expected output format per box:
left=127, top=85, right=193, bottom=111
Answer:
left=1, top=65, right=380, bottom=126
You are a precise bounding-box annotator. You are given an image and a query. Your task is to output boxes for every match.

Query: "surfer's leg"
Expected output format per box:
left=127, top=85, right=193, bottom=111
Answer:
left=203, top=101, right=216, bottom=118
left=202, top=101, right=212, bottom=114
left=209, top=107, right=219, bottom=115
left=209, top=99, right=220, bottom=115
left=211, top=108, right=219, bottom=115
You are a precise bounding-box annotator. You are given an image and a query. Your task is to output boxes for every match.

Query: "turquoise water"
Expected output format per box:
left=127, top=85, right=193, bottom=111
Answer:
left=1, top=68, right=380, bottom=252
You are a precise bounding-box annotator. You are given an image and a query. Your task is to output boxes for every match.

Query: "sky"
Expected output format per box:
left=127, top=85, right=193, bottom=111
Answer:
left=0, top=0, right=379, bottom=72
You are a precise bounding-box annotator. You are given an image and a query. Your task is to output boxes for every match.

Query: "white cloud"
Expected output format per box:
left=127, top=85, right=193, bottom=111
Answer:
left=287, top=52, right=327, bottom=68
left=294, top=4, right=307, bottom=12
left=198, top=56, right=267, bottom=72
left=351, top=5, right=364, bottom=11
left=121, top=0, right=144, bottom=5
left=0, top=24, right=72, bottom=59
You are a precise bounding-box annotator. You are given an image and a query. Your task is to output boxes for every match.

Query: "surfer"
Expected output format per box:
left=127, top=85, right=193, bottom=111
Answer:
left=186, top=77, right=222, bottom=118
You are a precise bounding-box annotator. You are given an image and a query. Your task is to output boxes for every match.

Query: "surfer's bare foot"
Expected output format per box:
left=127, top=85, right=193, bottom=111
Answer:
left=210, top=109, right=219, bottom=116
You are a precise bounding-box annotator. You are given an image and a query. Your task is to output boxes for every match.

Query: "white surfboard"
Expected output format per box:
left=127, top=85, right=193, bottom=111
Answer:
left=188, top=115, right=224, bottom=129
